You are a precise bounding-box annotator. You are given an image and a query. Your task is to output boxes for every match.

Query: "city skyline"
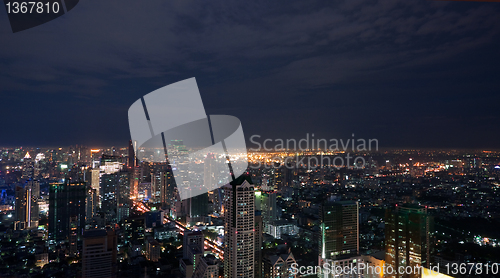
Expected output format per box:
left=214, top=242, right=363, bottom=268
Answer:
left=1, top=144, right=500, bottom=277
left=1, top=0, right=500, bottom=277
left=1, top=1, right=500, bottom=148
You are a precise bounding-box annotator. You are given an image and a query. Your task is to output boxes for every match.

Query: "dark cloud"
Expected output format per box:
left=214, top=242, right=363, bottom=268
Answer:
left=0, top=0, right=499, bottom=148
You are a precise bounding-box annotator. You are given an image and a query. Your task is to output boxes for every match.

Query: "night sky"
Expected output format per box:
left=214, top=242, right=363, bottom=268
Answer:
left=1, top=0, right=500, bottom=149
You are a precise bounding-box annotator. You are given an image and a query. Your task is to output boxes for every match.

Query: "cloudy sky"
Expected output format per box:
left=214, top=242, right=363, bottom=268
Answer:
left=1, top=0, right=499, bottom=149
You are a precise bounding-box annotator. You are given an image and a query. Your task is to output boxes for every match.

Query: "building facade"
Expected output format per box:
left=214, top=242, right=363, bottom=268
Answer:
left=385, top=204, right=433, bottom=278
left=82, top=229, right=117, bottom=278
left=223, top=176, right=255, bottom=278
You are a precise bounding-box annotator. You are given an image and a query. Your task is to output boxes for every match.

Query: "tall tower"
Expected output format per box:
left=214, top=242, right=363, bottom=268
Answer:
left=90, top=169, right=100, bottom=195
left=257, top=190, right=278, bottom=228
left=319, top=200, right=359, bottom=263
left=223, top=176, right=255, bottom=278
left=254, top=210, right=263, bottom=278
left=22, top=152, right=34, bottom=181
left=160, top=165, right=175, bottom=208
left=181, top=230, right=205, bottom=278
left=117, top=171, right=131, bottom=222
left=205, top=153, right=222, bottom=214
left=48, top=182, right=86, bottom=244
left=86, top=187, right=98, bottom=221
left=100, top=173, right=118, bottom=221
left=27, top=180, right=40, bottom=200
left=385, top=204, right=433, bottom=278
left=183, top=230, right=204, bottom=258
left=187, top=193, right=208, bottom=225
left=128, top=140, right=136, bottom=168
left=151, top=163, right=169, bottom=204
left=14, top=184, right=39, bottom=230
left=82, top=229, right=117, bottom=278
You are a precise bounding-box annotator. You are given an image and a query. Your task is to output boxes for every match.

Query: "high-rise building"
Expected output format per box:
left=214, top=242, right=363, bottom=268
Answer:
left=283, top=163, right=296, bottom=188
left=146, top=239, right=161, bottom=262
left=86, top=187, right=98, bottom=222
left=27, top=180, right=40, bottom=200
left=117, top=171, right=130, bottom=222
left=151, top=163, right=170, bottom=206
left=48, top=182, right=86, bottom=244
left=319, top=200, right=359, bottom=263
left=14, top=184, right=39, bottom=230
left=100, top=173, right=118, bottom=221
left=271, top=166, right=283, bottom=190
left=67, top=164, right=86, bottom=183
left=188, top=193, right=208, bottom=225
left=181, top=231, right=205, bottom=278
left=90, top=169, right=100, bottom=194
left=98, top=170, right=130, bottom=223
left=161, top=165, right=176, bottom=208
left=168, top=139, right=189, bottom=197
left=256, top=190, right=279, bottom=232
left=385, top=204, right=433, bottom=278
left=192, top=255, right=219, bottom=278
left=205, top=153, right=223, bottom=214
left=281, top=163, right=297, bottom=199
left=128, top=140, right=136, bottom=168
left=22, top=152, right=34, bottom=181
left=34, top=153, right=44, bottom=179
left=183, top=230, right=204, bottom=259
left=151, top=169, right=163, bottom=204
left=75, top=145, right=91, bottom=164
left=223, top=175, right=255, bottom=278
left=255, top=210, right=263, bottom=278
left=262, top=250, right=297, bottom=278
left=130, top=166, right=142, bottom=200
left=82, top=229, right=117, bottom=278
left=100, top=154, right=123, bottom=174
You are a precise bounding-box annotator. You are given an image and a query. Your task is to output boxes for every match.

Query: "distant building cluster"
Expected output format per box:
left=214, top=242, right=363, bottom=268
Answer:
left=1, top=145, right=499, bottom=277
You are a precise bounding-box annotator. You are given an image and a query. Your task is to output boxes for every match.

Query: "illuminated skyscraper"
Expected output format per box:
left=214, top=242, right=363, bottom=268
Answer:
left=161, top=165, right=176, bottom=207
left=192, top=255, right=219, bottom=278
left=100, top=154, right=123, bottom=174
left=99, top=171, right=130, bottom=222
left=90, top=169, right=100, bottom=192
left=82, top=229, right=117, bottom=278
left=181, top=231, right=205, bottom=278
left=86, top=187, right=98, bottom=221
left=27, top=179, right=40, bottom=200
left=100, top=173, right=118, bottom=221
left=117, top=171, right=130, bottom=222
left=254, top=210, right=263, bottom=278
left=151, top=163, right=169, bottom=204
left=130, top=166, right=142, bottom=199
left=223, top=176, right=255, bottom=278
left=385, top=204, right=433, bottom=278
left=146, top=239, right=161, bottom=262
left=271, top=166, right=283, bottom=190
left=184, top=230, right=204, bottom=255
left=22, top=152, right=34, bottom=181
left=256, top=190, right=278, bottom=231
left=283, top=163, right=296, bottom=188
left=319, top=200, right=359, bottom=262
left=14, top=184, right=39, bottom=230
left=205, top=153, right=223, bottom=214
left=128, top=140, right=136, bottom=168
left=48, top=182, right=86, bottom=244
left=187, top=193, right=208, bottom=225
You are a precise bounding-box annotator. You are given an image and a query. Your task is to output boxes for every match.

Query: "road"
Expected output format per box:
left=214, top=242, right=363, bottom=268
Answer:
left=164, top=216, right=224, bottom=260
